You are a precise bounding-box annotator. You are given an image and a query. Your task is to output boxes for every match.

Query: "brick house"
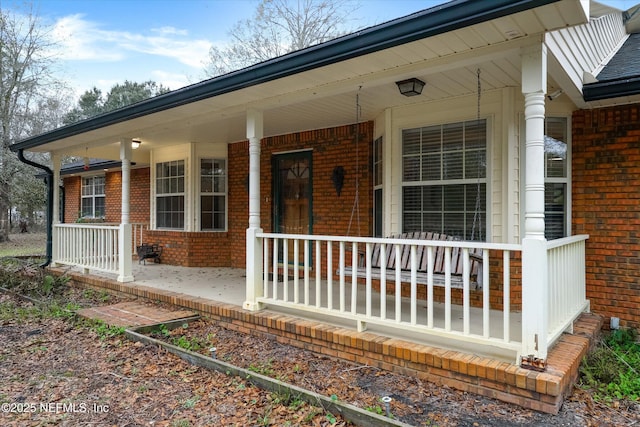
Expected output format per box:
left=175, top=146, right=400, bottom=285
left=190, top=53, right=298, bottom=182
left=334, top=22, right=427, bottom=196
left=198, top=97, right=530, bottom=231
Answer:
left=11, top=0, right=640, bottom=410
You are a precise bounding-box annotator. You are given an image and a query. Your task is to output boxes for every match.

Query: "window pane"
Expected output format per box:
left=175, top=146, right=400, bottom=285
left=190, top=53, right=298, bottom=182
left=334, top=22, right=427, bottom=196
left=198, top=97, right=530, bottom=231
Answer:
left=201, top=195, right=212, bottom=211
left=81, top=199, right=92, bottom=217
left=156, top=195, right=184, bottom=229
left=545, top=183, right=566, bottom=240
left=213, top=212, right=225, bottom=229
left=465, top=120, right=486, bottom=150
left=402, top=186, right=422, bottom=212
left=421, top=126, right=441, bottom=152
left=443, top=213, right=465, bottom=239
left=373, top=137, right=383, bottom=187
left=422, top=154, right=440, bottom=181
left=443, top=151, right=463, bottom=179
left=422, top=212, right=442, bottom=234
left=403, top=212, right=421, bottom=233
left=423, top=185, right=442, bottom=211
left=442, top=122, right=463, bottom=151
left=201, top=213, right=212, bottom=229
left=213, top=195, right=225, bottom=212
left=444, top=185, right=464, bottom=211
left=201, top=176, right=213, bottom=193
left=213, top=176, right=225, bottom=193
left=402, top=129, right=421, bottom=155
left=374, top=188, right=382, bottom=237
left=401, top=120, right=486, bottom=240
left=466, top=150, right=486, bottom=179
left=95, top=197, right=105, bottom=217
left=403, top=157, right=420, bottom=181
left=545, top=118, right=567, bottom=178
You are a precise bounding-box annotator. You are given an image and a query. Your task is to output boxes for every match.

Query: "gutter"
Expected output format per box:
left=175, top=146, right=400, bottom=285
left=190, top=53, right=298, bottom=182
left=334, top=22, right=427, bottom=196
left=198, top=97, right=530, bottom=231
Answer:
left=583, top=75, right=640, bottom=101
left=10, top=0, right=559, bottom=152
left=16, top=149, right=53, bottom=268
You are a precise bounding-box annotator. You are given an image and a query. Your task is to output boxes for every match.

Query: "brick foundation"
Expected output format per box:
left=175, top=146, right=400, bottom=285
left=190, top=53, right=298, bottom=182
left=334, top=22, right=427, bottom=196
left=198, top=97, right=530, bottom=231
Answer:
left=58, top=267, right=602, bottom=415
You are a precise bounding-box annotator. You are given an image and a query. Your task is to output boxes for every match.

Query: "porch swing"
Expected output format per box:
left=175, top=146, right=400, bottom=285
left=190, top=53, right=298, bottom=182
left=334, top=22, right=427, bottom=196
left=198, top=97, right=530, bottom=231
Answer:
left=344, top=70, right=485, bottom=289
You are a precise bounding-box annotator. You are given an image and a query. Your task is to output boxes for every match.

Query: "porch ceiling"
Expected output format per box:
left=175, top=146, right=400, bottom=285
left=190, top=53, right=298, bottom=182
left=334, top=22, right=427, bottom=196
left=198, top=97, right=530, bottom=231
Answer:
left=23, top=0, right=589, bottom=161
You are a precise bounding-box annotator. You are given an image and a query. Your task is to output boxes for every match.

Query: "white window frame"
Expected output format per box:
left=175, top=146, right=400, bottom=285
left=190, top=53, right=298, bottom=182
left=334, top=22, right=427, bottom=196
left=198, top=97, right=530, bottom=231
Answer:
left=520, top=115, right=572, bottom=240
left=373, top=136, right=383, bottom=237
left=80, top=175, right=105, bottom=219
left=400, top=119, right=488, bottom=241
left=155, top=159, right=186, bottom=230
left=199, top=158, right=227, bottom=231
left=543, top=116, right=571, bottom=240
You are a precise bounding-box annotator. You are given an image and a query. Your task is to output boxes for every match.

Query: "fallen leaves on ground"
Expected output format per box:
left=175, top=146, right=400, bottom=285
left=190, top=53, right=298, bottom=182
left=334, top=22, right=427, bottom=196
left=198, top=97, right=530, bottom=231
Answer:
left=1, top=288, right=639, bottom=427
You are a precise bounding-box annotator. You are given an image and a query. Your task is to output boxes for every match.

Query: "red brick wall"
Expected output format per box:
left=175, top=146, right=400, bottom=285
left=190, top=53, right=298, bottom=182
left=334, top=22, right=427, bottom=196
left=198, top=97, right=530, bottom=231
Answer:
left=63, top=168, right=150, bottom=224
left=130, top=168, right=151, bottom=224
left=104, top=171, right=121, bottom=222
left=144, top=230, right=230, bottom=267
left=573, top=104, right=640, bottom=328
left=227, top=122, right=374, bottom=268
left=62, top=123, right=373, bottom=268
left=63, top=176, right=81, bottom=223
left=228, top=140, right=250, bottom=268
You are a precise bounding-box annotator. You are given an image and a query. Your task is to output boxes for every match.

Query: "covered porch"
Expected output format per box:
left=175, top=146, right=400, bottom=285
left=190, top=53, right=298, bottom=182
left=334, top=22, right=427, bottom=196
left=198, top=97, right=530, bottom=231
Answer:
left=52, top=224, right=589, bottom=365
left=13, top=0, right=611, bottom=414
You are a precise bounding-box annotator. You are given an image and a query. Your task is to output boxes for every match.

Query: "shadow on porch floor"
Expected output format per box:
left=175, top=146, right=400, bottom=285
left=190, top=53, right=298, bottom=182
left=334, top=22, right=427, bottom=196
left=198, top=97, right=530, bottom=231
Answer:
left=50, top=264, right=602, bottom=415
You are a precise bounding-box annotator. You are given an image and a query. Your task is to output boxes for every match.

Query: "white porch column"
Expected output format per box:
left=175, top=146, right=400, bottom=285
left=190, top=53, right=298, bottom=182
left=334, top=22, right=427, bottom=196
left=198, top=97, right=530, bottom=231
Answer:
left=521, top=44, right=549, bottom=361
left=51, top=154, right=61, bottom=267
left=118, top=139, right=134, bottom=282
left=244, top=109, right=264, bottom=310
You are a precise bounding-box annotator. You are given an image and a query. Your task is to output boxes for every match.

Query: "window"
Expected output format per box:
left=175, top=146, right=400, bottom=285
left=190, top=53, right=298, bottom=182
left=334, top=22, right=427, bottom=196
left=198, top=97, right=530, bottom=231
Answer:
left=200, top=159, right=226, bottom=231
left=81, top=176, right=105, bottom=218
left=544, top=118, right=568, bottom=240
left=373, top=137, right=383, bottom=237
left=156, top=160, right=185, bottom=229
left=402, top=120, right=486, bottom=241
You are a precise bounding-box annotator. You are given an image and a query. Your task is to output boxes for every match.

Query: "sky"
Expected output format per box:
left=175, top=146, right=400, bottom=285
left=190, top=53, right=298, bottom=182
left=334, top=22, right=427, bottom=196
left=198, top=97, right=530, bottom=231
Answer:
left=1, top=0, right=638, bottom=99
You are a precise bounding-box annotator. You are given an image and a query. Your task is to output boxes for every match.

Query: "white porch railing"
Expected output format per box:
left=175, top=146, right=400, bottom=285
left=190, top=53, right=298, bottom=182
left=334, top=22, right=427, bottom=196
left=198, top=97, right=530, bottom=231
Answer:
left=547, top=235, right=590, bottom=346
left=54, top=223, right=120, bottom=274
left=256, top=232, right=523, bottom=359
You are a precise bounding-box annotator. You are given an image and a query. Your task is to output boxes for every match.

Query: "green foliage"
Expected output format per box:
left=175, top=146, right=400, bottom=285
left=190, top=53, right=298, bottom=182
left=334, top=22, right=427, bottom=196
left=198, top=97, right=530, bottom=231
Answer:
left=248, top=358, right=275, bottom=376
left=580, top=328, right=640, bottom=402
left=88, top=319, right=126, bottom=340
left=156, top=323, right=171, bottom=337
left=64, top=81, right=171, bottom=124
left=181, top=395, right=200, bottom=409
left=325, top=412, right=337, bottom=424
left=365, top=404, right=384, bottom=415
left=172, top=335, right=203, bottom=352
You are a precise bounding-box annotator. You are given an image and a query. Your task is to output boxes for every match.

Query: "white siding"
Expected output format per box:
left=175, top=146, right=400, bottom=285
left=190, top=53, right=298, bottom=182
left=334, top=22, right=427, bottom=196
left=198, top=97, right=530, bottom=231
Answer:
left=385, top=91, right=503, bottom=241
left=546, top=12, right=626, bottom=91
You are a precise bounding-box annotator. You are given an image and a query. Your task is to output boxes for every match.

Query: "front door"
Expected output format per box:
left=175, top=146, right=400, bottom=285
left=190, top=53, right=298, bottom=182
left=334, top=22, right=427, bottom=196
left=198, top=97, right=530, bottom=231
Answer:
left=273, top=151, right=312, bottom=262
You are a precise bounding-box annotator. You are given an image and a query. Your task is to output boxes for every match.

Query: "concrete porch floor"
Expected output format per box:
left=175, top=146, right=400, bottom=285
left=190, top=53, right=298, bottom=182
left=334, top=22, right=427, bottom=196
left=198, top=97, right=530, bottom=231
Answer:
left=68, top=262, right=523, bottom=360
left=50, top=262, right=602, bottom=414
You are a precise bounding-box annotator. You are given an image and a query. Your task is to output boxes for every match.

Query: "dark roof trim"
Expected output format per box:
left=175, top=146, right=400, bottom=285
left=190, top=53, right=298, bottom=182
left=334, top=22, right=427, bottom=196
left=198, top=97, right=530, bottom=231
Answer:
left=583, top=76, right=640, bottom=101
left=11, top=0, right=559, bottom=152
left=58, top=159, right=136, bottom=176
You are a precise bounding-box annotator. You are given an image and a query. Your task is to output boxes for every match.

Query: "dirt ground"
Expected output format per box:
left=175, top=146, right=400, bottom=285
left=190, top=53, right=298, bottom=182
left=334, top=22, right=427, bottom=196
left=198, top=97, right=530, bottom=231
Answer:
left=0, top=287, right=638, bottom=427
left=0, top=291, right=348, bottom=427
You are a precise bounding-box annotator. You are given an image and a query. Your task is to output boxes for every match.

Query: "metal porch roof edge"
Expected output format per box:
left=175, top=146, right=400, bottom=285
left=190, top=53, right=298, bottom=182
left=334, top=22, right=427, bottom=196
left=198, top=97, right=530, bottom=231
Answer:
left=10, top=0, right=560, bottom=152
left=583, top=76, right=640, bottom=101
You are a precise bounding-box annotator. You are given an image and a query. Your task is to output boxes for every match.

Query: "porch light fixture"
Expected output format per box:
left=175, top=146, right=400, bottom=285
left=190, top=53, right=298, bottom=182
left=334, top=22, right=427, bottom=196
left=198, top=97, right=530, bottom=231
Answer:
left=131, top=138, right=141, bottom=149
left=395, top=78, right=425, bottom=97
